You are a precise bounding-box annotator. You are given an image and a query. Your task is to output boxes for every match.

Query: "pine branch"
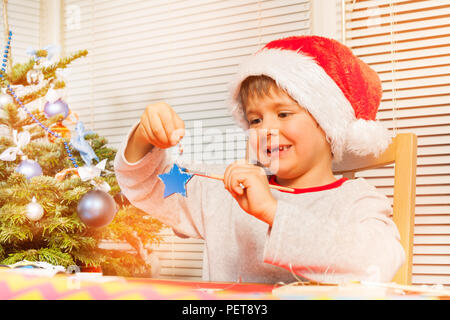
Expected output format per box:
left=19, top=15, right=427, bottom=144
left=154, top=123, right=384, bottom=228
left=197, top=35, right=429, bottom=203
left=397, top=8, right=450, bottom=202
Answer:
left=20, top=142, right=70, bottom=175
left=19, top=82, right=50, bottom=105
left=0, top=103, right=53, bottom=133
left=0, top=135, right=14, bottom=150
left=1, top=248, right=75, bottom=267
left=0, top=224, right=33, bottom=244
left=0, top=203, right=29, bottom=225
left=39, top=248, right=75, bottom=267
left=0, top=117, right=9, bottom=127
left=71, top=249, right=105, bottom=268
left=11, top=81, right=66, bottom=107
left=43, top=215, right=85, bottom=237
left=1, top=103, right=20, bottom=132
left=6, top=59, right=34, bottom=84
left=0, top=174, right=28, bottom=203
left=0, top=48, right=85, bottom=109
left=42, top=50, right=88, bottom=79
left=62, top=185, right=92, bottom=204
left=46, top=232, right=96, bottom=253
left=95, top=206, right=165, bottom=247
left=6, top=49, right=88, bottom=86
left=86, top=134, right=117, bottom=163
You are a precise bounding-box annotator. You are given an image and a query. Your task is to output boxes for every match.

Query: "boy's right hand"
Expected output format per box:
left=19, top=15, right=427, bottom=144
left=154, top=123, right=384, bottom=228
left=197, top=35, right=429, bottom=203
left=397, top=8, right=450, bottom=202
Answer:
left=136, top=102, right=185, bottom=149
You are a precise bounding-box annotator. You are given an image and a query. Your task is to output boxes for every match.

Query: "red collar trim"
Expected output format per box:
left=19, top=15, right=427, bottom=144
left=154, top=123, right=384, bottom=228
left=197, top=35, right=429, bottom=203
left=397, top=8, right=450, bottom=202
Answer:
left=269, top=176, right=348, bottom=194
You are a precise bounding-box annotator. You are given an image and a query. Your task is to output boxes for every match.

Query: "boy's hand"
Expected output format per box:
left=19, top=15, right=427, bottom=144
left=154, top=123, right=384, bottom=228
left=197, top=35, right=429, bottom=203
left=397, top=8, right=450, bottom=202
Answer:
left=223, top=160, right=277, bottom=225
left=137, top=102, right=185, bottom=149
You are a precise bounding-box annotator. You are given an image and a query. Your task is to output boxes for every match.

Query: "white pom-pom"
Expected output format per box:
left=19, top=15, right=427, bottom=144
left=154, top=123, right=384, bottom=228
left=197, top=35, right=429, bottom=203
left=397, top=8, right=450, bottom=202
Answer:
left=345, top=119, right=393, bottom=157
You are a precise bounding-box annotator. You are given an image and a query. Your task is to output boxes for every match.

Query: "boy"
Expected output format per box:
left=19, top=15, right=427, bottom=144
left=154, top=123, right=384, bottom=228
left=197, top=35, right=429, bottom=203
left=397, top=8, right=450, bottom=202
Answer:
left=114, top=36, right=405, bottom=284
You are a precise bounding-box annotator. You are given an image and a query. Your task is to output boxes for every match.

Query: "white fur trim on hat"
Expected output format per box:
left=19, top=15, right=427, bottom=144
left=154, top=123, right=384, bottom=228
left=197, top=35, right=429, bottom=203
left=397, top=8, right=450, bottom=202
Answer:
left=346, top=119, right=393, bottom=157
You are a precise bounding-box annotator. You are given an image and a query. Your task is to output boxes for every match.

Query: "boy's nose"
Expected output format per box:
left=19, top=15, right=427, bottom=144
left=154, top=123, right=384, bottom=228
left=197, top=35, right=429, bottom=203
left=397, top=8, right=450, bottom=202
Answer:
left=247, top=127, right=279, bottom=144
left=257, top=128, right=280, bottom=148
left=260, top=115, right=280, bottom=131
left=261, top=116, right=281, bottom=135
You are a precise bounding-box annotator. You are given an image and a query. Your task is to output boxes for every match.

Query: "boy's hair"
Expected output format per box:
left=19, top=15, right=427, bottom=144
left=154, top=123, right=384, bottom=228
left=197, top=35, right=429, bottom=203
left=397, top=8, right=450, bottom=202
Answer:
left=238, top=75, right=277, bottom=111
left=238, top=75, right=318, bottom=126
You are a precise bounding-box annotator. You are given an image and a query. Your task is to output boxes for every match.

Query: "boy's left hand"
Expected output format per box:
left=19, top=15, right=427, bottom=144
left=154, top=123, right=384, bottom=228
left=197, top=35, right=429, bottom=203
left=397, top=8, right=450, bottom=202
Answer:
left=223, top=160, right=277, bottom=225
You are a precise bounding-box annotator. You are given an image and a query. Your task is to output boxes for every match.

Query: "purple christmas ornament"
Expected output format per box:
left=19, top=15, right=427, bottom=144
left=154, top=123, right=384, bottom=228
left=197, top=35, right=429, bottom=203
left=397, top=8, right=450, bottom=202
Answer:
left=77, top=190, right=118, bottom=228
left=43, top=98, right=69, bottom=120
left=16, top=159, right=43, bottom=180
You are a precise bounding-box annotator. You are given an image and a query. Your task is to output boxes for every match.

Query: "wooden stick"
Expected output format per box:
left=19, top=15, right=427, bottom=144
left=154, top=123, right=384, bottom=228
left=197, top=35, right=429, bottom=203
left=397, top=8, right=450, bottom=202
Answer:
left=192, top=172, right=295, bottom=192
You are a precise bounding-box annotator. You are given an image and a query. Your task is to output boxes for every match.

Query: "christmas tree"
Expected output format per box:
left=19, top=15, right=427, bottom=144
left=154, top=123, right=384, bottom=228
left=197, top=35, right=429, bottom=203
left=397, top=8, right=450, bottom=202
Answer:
left=0, top=30, right=165, bottom=277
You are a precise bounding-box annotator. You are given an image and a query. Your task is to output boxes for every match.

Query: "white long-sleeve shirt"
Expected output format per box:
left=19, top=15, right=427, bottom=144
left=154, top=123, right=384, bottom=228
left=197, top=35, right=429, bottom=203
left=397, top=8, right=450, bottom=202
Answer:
left=114, top=124, right=405, bottom=284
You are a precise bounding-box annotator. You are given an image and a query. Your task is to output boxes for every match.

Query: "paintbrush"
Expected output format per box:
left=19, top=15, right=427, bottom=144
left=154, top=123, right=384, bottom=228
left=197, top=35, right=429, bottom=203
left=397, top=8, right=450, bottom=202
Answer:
left=185, top=169, right=295, bottom=192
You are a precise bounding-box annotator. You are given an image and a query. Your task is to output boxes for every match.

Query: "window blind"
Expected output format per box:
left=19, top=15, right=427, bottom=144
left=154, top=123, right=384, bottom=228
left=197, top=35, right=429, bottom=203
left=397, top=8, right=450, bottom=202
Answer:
left=0, top=0, right=40, bottom=137
left=63, top=0, right=312, bottom=280
left=343, top=0, right=450, bottom=286
left=0, top=0, right=40, bottom=63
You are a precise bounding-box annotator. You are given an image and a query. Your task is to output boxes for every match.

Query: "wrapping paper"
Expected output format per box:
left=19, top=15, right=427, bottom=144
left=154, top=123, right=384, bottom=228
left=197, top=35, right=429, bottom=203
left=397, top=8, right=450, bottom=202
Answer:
left=0, top=269, right=275, bottom=300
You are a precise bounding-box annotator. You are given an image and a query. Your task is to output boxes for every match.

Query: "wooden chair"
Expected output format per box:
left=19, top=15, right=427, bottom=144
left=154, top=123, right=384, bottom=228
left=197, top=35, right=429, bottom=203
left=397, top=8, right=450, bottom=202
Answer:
left=333, top=133, right=418, bottom=285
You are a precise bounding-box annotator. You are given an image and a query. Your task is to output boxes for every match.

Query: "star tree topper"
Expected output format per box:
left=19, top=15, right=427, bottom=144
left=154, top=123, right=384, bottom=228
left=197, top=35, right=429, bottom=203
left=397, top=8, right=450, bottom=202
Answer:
left=158, top=164, right=194, bottom=198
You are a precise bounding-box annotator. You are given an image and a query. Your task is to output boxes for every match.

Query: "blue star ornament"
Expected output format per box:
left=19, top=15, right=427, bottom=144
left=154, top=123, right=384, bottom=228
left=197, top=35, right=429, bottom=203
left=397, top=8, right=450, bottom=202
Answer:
left=158, top=164, right=194, bottom=198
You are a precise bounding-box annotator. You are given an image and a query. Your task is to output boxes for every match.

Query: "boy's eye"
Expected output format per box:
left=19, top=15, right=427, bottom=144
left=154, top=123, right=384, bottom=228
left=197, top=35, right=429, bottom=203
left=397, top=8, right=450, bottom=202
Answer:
left=249, top=118, right=261, bottom=125
left=278, top=112, right=291, bottom=118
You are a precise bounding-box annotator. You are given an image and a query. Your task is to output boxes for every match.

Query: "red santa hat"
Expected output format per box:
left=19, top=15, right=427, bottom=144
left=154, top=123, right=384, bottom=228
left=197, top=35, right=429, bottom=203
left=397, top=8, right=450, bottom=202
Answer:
left=228, top=35, right=392, bottom=164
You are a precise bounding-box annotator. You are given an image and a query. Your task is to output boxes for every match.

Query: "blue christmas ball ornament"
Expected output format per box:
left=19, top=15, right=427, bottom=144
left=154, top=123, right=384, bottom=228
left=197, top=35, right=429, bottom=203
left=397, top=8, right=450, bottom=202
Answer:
left=16, top=159, right=43, bottom=180
left=77, top=190, right=118, bottom=228
left=43, top=98, right=69, bottom=119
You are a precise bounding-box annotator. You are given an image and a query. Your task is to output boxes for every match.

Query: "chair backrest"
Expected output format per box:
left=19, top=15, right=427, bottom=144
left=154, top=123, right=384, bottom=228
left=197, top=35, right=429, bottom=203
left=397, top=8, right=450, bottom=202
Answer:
left=333, top=133, right=418, bottom=285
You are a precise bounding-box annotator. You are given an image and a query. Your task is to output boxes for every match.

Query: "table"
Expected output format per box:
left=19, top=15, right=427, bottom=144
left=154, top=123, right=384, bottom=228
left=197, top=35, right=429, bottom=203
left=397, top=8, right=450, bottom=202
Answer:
left=0, top=269, right=448, bottom=300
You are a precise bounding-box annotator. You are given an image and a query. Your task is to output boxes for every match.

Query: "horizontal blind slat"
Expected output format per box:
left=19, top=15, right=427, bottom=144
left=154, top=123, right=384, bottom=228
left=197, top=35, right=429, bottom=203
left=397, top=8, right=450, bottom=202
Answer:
left=347, top=0, right=449, bottom=20
left=346, top=5, right=450, bottom=29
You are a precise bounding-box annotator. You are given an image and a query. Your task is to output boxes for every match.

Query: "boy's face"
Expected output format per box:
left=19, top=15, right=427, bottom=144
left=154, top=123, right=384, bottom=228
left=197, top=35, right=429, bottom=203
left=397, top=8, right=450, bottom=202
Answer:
left=244, top=86, right=332, bottom=179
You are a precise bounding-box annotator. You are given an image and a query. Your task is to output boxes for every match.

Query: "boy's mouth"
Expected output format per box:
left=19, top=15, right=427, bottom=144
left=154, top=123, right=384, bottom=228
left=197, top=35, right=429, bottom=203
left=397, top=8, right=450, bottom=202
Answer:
left=266, top=144, right=292, bottom=157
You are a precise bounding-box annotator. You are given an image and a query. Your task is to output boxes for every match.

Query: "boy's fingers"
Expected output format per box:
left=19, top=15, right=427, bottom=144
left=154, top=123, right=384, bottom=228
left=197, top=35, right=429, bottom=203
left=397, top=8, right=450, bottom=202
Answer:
left=138, top=117, right=153, bottom=144
left=224, top=162, right=243, bottom=193
left=157, top=108, right=176, bottom=145
left=223, top=163, right=233, bottom=193
left=149, top=111, right=170, bottom=147
left=230, top=169, right=256, bottom=193
left=232, top=179, right=245, bottom=195
left=232, top=174, right=251, bottom=196
left=171, top=112, right=186, bottom=144
left=227, top=166, right=260, bottom=195
left=224, top=161, right=242, bottom=192
left=224, top=160, right=265, bottom=194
